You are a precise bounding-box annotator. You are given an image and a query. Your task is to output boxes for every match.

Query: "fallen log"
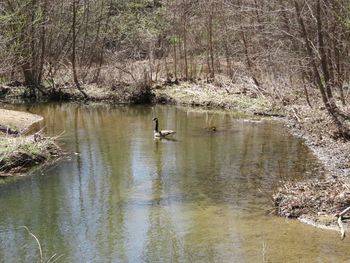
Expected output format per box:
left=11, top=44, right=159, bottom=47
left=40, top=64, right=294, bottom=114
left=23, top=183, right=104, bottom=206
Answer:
left=253, top=112, right=286, bottom=118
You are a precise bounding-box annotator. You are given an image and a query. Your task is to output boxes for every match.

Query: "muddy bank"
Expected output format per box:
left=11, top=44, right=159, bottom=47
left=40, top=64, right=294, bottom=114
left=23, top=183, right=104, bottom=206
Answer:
left=0, top=79, right=276, bottom=112
left=273, top=104, right=350, bottom=231
left=0, top=108, right=43, bottom=134
left=0, top=81, right=154, bottom=104
left=0, top=109, right=61, bottom=177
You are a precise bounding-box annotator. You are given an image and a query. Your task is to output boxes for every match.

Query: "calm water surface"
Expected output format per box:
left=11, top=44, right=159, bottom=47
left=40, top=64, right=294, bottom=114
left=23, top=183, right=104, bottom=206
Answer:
left=0, top=104, right=349, bottom=263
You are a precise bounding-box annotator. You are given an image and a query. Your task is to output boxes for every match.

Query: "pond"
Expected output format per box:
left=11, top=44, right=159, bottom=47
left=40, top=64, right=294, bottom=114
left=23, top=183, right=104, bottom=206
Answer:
left=0, top=104, right=349, bottom=262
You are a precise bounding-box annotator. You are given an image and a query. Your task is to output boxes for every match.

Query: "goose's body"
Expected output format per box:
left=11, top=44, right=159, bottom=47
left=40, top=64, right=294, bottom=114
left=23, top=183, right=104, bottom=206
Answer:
left=208, top=126, right=216, bottom=131
left=153, top=118, right=176, bottom=138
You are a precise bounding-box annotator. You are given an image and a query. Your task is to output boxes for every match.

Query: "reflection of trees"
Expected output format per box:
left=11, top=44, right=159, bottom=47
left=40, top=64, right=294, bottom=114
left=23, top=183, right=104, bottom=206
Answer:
left=98, top=124, right=130, bottom=263
left=0, top=104, right=327, bottom=262
left=142, top=139, right=183, bottom=263
left=62, top=104, right=160, bottom=261
left=77, top=105, right=143, bottom=262
left=237, top=122, right=324, bottom=209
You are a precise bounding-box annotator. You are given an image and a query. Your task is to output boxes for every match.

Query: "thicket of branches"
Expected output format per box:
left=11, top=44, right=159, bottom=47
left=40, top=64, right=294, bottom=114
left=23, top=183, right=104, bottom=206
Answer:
left=0, top=0, right=350, bottom=136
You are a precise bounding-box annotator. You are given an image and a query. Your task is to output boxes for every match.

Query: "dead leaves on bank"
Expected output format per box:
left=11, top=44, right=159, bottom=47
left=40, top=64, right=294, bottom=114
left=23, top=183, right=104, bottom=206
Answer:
left=273, top=178, right=350, bottom=239
left=274, top=178, right=350, bottom=218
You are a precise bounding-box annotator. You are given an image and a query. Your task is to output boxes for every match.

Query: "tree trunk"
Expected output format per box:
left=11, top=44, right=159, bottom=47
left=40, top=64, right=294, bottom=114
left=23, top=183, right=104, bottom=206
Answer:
left=208, top=4, right=215, bottom=79
left=183, top=21, right=188, bottom=80
left=72, top=0, right=88, bottom=99
left=173, top=41, right=177, bottom=80
left=295, top=0, right=349, bottom=138
left=38, top=0, right=47, bottom=85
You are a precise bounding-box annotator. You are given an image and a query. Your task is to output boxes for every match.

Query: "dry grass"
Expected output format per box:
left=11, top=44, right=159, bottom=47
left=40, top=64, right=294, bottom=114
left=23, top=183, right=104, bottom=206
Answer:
left=153, top=78, right=276, bottom=114
left=20, top=226, right=64, bottom=263
left=0, top=133, right=61, bottom=176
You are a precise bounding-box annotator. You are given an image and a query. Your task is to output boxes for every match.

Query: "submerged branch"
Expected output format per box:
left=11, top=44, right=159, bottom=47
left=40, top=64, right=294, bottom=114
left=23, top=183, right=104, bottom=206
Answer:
left=337, top=216, right=346, bottom=240
left=20, top=226, right=43, bottom=262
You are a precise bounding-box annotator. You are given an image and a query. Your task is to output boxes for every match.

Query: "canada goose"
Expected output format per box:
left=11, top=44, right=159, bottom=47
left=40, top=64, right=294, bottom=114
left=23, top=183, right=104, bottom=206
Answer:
left=205, top=126, right=216, bottom=132
left=152, top=117, right=176, bottom=138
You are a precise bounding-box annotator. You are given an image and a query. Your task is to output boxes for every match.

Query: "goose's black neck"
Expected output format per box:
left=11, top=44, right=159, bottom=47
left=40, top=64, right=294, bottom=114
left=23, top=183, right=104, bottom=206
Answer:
left=154, top=119, right=159, bottom=132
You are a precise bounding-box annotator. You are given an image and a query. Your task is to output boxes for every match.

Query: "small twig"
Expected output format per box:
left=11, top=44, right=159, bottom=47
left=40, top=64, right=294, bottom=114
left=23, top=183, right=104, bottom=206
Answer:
left=46, top=253, right=57, bottom=263
left=47, top=253, right=65, bottom=263
left=51, top=130, right=66, bottom=140
left=50, top=255, right=65, bottom=263
left=254, top=112, right=286, bottom=118
left=115, top=65, right=137, bottom=82
left=339, top=206, right=350, bottom=217
left=20, top=226, right=43, bottom=262
left=35, top=126, right=46, bottom=135
left=337, top=216, right=346, bottom=240
left=336, top=206, right=350, bottom=240
left=292, top=107, right=301, bottom=123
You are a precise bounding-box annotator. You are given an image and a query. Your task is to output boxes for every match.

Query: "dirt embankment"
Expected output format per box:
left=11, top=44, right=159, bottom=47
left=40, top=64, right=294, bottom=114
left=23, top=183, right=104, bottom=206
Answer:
left=273, top=104, right=350, bottom=230
left=0, top=81, right=154, bottom=104
left=0, top=108, right=43, bottom=134
left=0, top=109, right=61, bottom=177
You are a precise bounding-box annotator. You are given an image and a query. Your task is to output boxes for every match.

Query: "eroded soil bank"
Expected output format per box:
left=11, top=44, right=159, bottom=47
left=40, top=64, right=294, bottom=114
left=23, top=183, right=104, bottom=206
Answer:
left=0, top=108, right=61, bottom=177
left=274, top=104, right=350, bottom=230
